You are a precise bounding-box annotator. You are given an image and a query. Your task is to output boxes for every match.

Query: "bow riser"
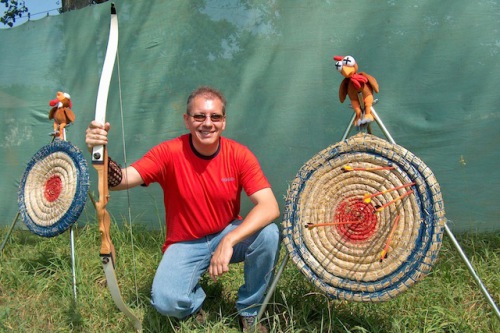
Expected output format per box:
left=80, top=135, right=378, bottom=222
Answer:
left=94, top=148, right=116, bottom=261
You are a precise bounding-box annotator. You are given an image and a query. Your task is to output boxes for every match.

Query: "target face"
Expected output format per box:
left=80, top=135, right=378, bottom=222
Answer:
left=282, top=133, right=446, bottom=301
left=18, top=140, right=90, bottom=237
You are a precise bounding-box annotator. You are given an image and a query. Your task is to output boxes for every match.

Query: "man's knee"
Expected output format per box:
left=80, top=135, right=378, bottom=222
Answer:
left=255, top=223, right=280, bottom=252
left=150, top=286, right=193, bottom=318
left=262, top=223, right=280, bottom=243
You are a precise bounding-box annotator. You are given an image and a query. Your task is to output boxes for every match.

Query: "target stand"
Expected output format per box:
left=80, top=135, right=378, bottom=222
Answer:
left=1, top=128, right=89, bottom=303
left=258, top=105, right=500, bottom=320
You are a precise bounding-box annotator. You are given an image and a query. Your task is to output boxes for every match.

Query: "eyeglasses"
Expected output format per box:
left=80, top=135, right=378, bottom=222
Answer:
left=188, top=113, right=225, bottom=123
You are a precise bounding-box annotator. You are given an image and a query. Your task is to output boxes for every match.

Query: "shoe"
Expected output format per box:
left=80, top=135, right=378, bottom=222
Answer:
left=180, top=308, right=207, bottom=325
left=239, top=315, right=268, bottom=333
left=193, top=308, right=207, bottom=325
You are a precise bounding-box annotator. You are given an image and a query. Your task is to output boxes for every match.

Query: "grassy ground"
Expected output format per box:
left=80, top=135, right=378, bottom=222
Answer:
left=0, top=221, right=498, bottom=333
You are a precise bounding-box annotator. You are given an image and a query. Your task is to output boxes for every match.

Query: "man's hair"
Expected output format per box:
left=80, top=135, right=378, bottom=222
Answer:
left=186, top=86, right=226, bottom=115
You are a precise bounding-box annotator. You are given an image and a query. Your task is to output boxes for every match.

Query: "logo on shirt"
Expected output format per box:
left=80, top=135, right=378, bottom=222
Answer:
left=221, top=177, right=235, bottom=182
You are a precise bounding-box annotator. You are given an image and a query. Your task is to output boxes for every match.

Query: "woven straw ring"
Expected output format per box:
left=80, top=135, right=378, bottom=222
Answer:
left=18, top=140, right=90, bottom=238
left=282, top=133, right=446, bottom=301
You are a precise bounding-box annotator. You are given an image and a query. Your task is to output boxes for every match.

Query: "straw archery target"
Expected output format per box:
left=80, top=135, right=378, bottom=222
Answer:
left=282, top=133, right=446, bottom=301
left=18, top=140, right=89, bottom=237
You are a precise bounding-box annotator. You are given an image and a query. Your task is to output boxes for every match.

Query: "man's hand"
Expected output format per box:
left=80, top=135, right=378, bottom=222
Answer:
left=85, top=120, right=111, bottom=152
left=208, top=236, right=235, bottom=282
left=207, top=188, right=280, bottom=282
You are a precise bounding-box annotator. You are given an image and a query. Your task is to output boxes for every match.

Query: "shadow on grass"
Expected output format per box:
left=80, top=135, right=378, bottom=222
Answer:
left=64, top=300, right=85, bottom=333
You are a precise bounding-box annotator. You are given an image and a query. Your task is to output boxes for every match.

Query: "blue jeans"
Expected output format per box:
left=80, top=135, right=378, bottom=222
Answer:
left=150, top=220, right=280, bottom=318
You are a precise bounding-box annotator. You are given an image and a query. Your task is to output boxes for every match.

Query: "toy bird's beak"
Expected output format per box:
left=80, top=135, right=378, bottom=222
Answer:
left=49, top=98, right=59, bottom=107
left=341, top=66, right=356, bottom=78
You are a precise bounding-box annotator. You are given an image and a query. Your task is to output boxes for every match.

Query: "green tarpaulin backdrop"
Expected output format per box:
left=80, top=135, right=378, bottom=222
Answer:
left=1, top=0, right=498, bottom=232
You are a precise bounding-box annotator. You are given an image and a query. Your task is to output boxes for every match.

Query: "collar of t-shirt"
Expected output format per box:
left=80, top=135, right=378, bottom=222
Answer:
left=189, top=134, right=221, bottom=160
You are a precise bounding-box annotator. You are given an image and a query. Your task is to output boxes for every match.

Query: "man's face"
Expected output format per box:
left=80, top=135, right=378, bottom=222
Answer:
left=183, top=95, right=226, bottom=155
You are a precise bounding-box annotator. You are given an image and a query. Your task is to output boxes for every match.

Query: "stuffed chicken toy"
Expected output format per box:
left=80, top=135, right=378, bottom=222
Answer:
left=49, top=91, right=75, bottom=139
left=334, top=55, right=379, bottom=126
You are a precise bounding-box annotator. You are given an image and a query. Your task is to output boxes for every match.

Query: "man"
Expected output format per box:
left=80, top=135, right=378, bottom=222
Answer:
left=85, top=86, right=280, bottom=332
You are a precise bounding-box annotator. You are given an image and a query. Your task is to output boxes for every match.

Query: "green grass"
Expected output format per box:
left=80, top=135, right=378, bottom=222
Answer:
left=0, top=221, right=498, bottom=333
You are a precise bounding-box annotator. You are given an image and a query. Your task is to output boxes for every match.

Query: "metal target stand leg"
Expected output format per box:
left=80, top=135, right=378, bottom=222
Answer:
left=257, top=246, right=288, bottom=321
left=61, top=128, right=79, bottom=304
left=69, top=226, right=78, bottom=302
left=258, top=106, right=500, bottom=322
left=0, top=212, right=20, bottom=255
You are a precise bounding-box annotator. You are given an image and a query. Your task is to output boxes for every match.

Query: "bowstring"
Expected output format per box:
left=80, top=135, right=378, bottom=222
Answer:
left=116, top=50, right=141, bottom=306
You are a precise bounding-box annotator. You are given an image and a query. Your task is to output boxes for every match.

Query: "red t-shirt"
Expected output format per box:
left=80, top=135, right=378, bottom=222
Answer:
left=131, top=134, right=271, bottom=252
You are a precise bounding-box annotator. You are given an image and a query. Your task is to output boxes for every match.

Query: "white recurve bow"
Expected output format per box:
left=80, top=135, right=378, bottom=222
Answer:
left=92, top=3, right=142, bottom=332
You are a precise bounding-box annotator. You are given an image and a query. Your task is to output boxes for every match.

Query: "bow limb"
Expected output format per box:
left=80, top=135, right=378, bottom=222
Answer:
left=92, top=4, right=142, bottom=332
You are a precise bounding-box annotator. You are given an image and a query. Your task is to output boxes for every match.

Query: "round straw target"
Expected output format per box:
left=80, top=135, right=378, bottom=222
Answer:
left=18, top=140, right=89, bottom=237
left=282, top=133, right=446, bottom=301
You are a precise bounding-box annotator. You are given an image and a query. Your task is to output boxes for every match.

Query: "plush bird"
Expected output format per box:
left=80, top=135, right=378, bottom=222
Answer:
left=334, top=55, right=379, bottom=126
left=49, top=91, right=75, bottom=139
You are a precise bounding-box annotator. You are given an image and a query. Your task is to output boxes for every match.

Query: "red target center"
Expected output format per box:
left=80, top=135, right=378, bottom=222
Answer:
left=334, top=198, right=377, bottom=242
left=44, top=175, right=62, bottom=202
